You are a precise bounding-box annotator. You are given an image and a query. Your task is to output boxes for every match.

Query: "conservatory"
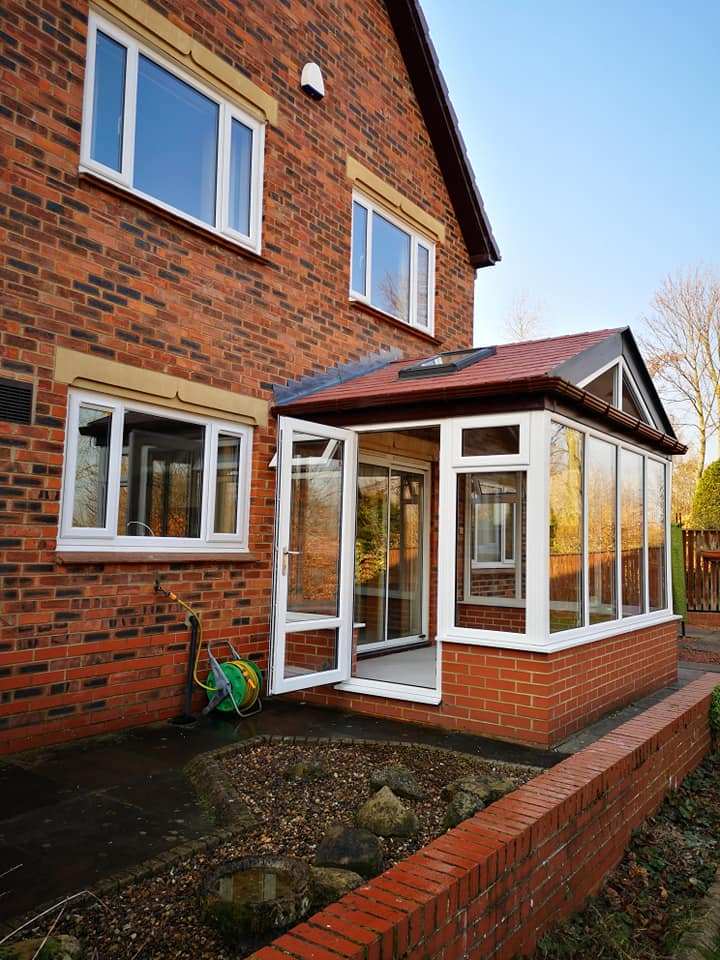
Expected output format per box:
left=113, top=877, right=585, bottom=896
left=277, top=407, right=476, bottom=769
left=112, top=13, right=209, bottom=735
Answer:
left=267, top=328, right=684, bottom=747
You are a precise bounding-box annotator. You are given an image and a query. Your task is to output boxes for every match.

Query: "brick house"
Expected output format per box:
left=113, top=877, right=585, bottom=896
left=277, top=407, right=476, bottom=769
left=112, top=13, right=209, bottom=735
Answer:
left=0, top=0, right=682, bottom=754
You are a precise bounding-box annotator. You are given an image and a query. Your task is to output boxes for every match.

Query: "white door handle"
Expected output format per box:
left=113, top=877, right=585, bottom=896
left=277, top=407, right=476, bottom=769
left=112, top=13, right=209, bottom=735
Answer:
left=282, top=547, right=300, bottom=575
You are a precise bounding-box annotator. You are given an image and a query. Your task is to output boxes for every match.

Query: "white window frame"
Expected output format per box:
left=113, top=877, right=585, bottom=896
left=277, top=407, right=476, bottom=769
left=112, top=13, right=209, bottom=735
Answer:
left=58, top=389, right=253, bottom=553
left=437, top=409, right=675, bottom=653
left=578, top=357, right=657, bottom=429
left=545, top=411, right=672, bottom=647
left=349, top=191, right=436, bottom=335
left=450, top=412, right=529, bottom=466
left=80, top=11, right=265, bottom=254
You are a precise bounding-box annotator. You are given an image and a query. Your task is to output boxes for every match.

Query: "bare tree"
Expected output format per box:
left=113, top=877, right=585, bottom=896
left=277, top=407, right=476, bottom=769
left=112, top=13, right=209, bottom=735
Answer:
left=504, top=293, right=544, bottom=342
left=641, top=267, right=720, bottom=483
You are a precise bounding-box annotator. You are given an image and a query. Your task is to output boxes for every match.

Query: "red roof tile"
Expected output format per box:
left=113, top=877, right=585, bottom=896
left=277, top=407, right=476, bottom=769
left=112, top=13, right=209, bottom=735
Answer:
left=278, top=328, right=622, bottom=412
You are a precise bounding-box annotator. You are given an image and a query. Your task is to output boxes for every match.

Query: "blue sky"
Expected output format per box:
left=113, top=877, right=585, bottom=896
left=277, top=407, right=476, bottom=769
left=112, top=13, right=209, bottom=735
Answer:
left=422, top=0, right=720, bottom=346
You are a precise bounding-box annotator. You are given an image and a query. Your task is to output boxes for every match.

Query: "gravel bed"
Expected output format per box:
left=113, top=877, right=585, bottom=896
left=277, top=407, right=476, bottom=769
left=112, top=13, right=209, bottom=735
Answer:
left=54, top=739, right=536, bottom=960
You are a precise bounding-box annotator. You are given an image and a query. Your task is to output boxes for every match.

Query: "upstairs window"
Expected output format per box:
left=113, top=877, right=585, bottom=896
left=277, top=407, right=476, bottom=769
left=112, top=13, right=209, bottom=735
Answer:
left=81, top=13, right=264, bottom=251
left=59, top=390, right=252, bottom=552
left=350, top=194, right=435, bottom=333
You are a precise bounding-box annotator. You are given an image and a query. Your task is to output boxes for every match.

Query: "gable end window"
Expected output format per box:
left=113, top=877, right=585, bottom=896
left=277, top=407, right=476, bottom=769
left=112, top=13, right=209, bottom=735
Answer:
left=350, top=194, right=435, bottom=333
left=59, top=390, right=253, bottom=552
left=81, top=12, right=264, bottom=252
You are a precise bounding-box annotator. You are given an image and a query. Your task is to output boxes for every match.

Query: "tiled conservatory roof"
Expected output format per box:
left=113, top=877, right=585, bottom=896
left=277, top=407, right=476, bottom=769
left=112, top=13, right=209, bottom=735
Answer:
left=274, top=328, right=686, bottom=455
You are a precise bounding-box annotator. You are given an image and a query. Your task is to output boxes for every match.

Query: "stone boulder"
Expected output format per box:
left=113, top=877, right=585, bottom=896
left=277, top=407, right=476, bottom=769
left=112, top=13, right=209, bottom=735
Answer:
left=310, top=866, right=364, bottom=908
left=3, top=936, right=82, bottom=960
left=444, top=791, right=485, bottom=829
left=314, top=824, right=384, bottom=878
left=283, top=758, right=329, bottom=783
left=441, top=774, right=515, bottom=806
left=369, top=764, right=424, bottom=801
left=356, top=786, right=419, bottom=838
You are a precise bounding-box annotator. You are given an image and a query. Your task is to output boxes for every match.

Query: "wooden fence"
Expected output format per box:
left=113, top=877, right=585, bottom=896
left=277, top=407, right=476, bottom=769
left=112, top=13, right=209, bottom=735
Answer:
left=684, top=529, right=720, bottom=612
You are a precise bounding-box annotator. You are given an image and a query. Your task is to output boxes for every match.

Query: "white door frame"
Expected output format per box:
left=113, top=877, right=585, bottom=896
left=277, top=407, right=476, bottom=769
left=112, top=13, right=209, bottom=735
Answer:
left=269, top=417, right=358, bottom=695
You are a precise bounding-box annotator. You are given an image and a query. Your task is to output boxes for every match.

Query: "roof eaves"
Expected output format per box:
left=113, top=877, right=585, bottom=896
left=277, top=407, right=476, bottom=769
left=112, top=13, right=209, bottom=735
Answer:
left=273, top=373, right=686, bottom=455
left=385, top=0, right=500, bottom=268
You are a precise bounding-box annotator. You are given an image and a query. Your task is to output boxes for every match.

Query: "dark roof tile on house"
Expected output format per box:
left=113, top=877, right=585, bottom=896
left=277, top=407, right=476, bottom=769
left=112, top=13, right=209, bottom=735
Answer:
left=386, top=0, right=500, bottom=267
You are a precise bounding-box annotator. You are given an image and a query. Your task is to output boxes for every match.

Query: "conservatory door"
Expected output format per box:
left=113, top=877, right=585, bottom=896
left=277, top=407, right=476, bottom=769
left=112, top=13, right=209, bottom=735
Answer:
left=269, top=417, right=358, bottom=694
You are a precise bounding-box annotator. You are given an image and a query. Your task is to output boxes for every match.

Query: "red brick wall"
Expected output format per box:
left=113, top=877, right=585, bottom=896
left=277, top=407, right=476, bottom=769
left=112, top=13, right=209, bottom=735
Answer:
left=0, top=0, right=477, bottom=753
left=455, top=604, right=526, bottom=633
left=687, top=611, right=720, bottom=628
left=295, top=619, right=678, bottom=748
left=255, top=672, right=718, bottom=960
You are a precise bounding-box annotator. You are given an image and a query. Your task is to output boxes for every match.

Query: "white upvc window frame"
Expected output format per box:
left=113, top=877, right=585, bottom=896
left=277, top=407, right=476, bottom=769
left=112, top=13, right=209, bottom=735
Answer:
left=436, top=409, right=674, bottom=653
left=58, top=389, right=253, bottom=553
left=80, top=11, right=265, bottom=254
left=578, top=356, right=657, bottom=429
left=545, top=410, right=673, bottom=648
left=438, top=411, right=537, bottom=647
left=349, top=191, right=436, bottom=335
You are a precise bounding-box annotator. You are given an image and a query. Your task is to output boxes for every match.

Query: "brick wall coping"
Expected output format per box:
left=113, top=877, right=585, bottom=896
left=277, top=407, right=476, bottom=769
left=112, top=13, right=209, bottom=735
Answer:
left=251, top=672, right=719, bottom=960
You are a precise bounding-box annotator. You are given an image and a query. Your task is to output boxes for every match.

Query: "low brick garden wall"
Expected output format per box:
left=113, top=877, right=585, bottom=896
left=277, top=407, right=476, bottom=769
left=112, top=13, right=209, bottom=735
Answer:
left=254, top=672, right=718, bottom=960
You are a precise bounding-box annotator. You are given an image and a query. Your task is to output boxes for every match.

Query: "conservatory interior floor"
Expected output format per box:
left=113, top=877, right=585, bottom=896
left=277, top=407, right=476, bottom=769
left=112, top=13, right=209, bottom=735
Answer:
left=355, top=643, right=436, bottom=687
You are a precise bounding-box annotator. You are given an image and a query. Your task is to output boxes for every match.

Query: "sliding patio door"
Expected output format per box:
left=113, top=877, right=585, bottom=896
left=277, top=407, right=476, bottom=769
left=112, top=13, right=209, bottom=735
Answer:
left=269, top=417, right=357, bottom=694
left=354, top=459, right=426, bottom=653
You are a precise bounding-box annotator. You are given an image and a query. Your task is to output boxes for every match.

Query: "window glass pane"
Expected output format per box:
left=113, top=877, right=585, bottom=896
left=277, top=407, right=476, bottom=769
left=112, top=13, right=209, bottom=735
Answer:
left=387, top=471, right=424, bottom=641
left=134, top=55, right=219, bottom=225
left=370, top=212, right=410, bottom=320
left=647, top=459, right=667, bottom=611
left=416, top=245, right=430, bottom=327
left=214, top=434, right=241, bottom=534
left=72, top=405, right=112, bottom=527
left=354, top=462, right=389, bottom=646
left=461, top=425, right=520, bottom=457
left=455, top=471, right=526, bottom=634
left=584, top=366, right=616, bottom=405
left=228, top=118, right=252, bottom=236
left=118, top=410, right=204, bottom=537
left=549, top=424, right=584, bottom=632
left=91, top=31, right=126, bottom=171
left=587, top=437, right=617, bottom=624
left=620, top=449, right=645, bottom=616
left=351, top=202, right=367, bottom=295
left=622, top=375, right=647, bottom=423
left=287, top=433, right=343, bottom=617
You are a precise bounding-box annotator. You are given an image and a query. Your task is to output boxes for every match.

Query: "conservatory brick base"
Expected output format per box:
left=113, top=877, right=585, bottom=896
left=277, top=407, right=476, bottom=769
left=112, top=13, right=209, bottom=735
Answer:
left=293, top=619, right=678, bottom=748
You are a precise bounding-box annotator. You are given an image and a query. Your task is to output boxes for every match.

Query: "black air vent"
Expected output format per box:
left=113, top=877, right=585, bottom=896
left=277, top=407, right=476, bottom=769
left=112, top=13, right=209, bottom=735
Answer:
left=0, top=378, right=33, bottom=425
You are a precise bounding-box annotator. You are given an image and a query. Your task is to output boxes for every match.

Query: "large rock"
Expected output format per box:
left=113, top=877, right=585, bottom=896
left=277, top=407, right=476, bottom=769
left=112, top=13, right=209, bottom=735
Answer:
left=444, top=791, right=485, bottom=829
left=369, top=764, right=424, bottom=801
left=310, top=866, right=364, bottom=908
left=441, top=774, right=515, bottom=806
left=283, top=758, right=329, bottom=783
left=3, top=936, right=82, bottom=960
left=314, top=825, right=384, bottom=878
left=356, top=786, right=419, bottom=838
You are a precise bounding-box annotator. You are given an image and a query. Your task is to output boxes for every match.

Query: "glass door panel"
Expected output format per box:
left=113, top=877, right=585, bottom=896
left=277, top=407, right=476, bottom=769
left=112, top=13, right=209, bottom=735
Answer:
left=387, top=472, right=423, bottom=640
left=354, top=462, right=390, bottom=646
left=270, top=419, right=357, bottom=694
left=354, top=461, right=426, bottom=651
left=287, top=434, right=343, bottom=619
